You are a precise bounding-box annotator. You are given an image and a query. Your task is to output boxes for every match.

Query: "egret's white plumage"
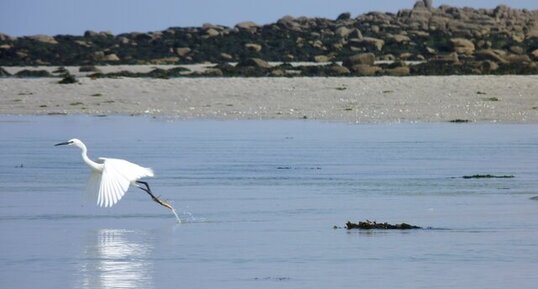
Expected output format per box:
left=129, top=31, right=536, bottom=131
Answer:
left=56, top=138, right=153, bottom=207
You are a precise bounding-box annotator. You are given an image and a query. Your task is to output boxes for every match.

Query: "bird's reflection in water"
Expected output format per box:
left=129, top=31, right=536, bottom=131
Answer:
left=79, top=229, right=153, bottom=289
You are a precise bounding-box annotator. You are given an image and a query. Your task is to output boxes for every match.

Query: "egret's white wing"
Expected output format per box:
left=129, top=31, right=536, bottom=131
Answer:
left=97, top=158, right=154, bottom=208
left=85, top=170, right=102, bottom=204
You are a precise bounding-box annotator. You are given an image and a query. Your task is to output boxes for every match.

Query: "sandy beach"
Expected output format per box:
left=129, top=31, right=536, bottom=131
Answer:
left=1, top=66, right=537, bottom=122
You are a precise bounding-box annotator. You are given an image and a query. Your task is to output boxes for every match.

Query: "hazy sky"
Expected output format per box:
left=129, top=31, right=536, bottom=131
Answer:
left=1, top=0, right=537, bottom=36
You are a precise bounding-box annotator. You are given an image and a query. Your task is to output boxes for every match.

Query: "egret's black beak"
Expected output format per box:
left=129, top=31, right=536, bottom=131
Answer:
left=54, top=141, right=71, bottom=146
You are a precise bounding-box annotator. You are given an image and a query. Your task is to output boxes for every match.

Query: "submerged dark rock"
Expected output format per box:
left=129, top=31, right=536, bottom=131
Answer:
left=346, top=220, right=421, bottom=230
left=58, top=73, right=78, bottom=84
left=15, top=69, right=52, bottom=77
left=0, top=67, right=10, bottom=77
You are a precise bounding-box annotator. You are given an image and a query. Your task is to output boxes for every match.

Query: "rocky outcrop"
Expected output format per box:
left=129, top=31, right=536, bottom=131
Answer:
left=0, top=2, right=536, bottom=76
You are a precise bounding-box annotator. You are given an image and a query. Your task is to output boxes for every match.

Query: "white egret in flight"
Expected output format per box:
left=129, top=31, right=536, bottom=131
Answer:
left=55, top=138, right=180, bottom=221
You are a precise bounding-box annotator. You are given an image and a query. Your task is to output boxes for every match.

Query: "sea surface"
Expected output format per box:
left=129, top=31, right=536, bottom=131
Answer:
left=1, top=116, right=537, bottom=289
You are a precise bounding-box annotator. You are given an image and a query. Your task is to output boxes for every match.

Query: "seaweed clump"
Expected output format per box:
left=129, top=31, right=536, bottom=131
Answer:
left=346, top=220, right=421, bottom=230
left=462, top=174, right=514, bottom=179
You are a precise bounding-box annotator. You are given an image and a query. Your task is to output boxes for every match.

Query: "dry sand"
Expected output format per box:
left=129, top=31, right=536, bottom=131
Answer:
left=1, top=66, right=537, bottom=122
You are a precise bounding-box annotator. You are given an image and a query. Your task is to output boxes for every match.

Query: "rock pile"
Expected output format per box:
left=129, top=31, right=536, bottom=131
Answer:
left=0, top=1, right=537, bottom=76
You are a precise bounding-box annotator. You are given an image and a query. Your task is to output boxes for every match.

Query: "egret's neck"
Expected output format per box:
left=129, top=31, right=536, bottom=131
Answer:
left=79, top=143, right=102, bottom=171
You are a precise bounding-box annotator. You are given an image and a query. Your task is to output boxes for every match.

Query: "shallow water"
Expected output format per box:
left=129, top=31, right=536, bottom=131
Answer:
left=1, top=116, right=538, bottom=289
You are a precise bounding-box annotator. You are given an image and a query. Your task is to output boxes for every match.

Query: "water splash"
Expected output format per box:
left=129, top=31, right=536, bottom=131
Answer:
left=170, top=207, right=182, bottom=224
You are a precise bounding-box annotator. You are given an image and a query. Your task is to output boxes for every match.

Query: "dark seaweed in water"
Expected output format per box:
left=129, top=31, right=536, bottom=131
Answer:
left=346, top=220, right=421, bottom=230
left=462, top=174, right=514, bottom=179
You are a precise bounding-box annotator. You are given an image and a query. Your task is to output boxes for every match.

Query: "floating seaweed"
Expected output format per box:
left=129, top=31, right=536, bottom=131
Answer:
left=346, top=220, right=421, bottom=230
left=462, top=174, right=514, bottom=179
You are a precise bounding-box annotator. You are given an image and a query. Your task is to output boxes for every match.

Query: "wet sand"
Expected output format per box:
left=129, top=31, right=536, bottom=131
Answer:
left=1, top=66, right=537, bottom=122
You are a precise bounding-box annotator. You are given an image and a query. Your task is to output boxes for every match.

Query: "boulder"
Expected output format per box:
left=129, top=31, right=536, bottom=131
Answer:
left=0, top=67, right=11, bottom=77
left=360, top=37, right=384, bottom=51
left=202, top=68, right=224, bottom=77
left=236, top=58, right=272, bottom=69
left=175, top=47, right=191, bottom=57
left=342, top=53, right=376, bottom=68
left=28, top=34, right=58, bottom=45
left=475, top=49, right=508, bottom=64
left=392, top=34, right=411, bottom=43
left=432, top=52, right=460, bottom=64
left=205, top=28, right=220, bottom=37
left=220, top=53, right=233, bottom=60
left=103, top=53, right=120, bottom=62
left=15, top=69, right=52, bottom=77
left=328, top=64, right=350, bottom=75
left=532, top=49, right=538, bottom=60
left=245, top=43, right=262, bottom=52
left=424, top=0, right=433, bottom=9
left=74, top=40, right=91, bottom=47
left=235, top=21, right=259, bottom=32
left=413, top=1, right=426, bottom=9
left=314, top=55, right=330, bottom=62
left=480, top=60, right=499, bottom=73
left=450, top=38, right=475, bottom=55
left=385, top=66, right=411, bottom=76
left=509, top=46, right=524, bottom=55
left=335, top=26, right=352, bottom=38
left=270, top=69, right=286, bottom=77
left=505, top=54, right=531, bottom=64
left=349, top=29, right=363, bottom=39
left=79, top=65, right=101, bottom=73
left=277, top=16, right=302, bottom=31
left=0, top=33, right=14, bottom=42
left=337, top=12, right=351, bottom=21
left=351, top=64, right=381, bottom=76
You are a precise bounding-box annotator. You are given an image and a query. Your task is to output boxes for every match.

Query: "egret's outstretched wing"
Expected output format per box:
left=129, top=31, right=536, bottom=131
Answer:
left=85, top=170, right=102, bottom=204
left=96, top=158, right=154, bottom=207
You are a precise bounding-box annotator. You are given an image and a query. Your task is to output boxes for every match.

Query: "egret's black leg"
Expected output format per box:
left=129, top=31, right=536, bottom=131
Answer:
left=136, top=181, right=152, bottom=194
left=136, top=181, right=158, bottom=200
left=135, top=181, right=174, bottom=210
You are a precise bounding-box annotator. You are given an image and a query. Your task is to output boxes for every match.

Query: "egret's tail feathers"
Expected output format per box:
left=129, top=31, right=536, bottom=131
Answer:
left=145, top=167, right=155, bottom=178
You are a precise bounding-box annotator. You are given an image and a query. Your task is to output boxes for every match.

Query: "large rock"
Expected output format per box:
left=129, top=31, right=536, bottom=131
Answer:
left=480, top=60, right=499, bottom=73
left=0, top=67, right=11, bottom=77
left=342, top=53, right=376, bottom=68
left=103, top=54, right=120, bottom=62
left=531, top=49, right=538, bottom=60
left=349, top=29, right=363, bottom=39
left=245, top=43, right=262, bottom=53
left=505, top=54, right=531, bottom=64
left=423, top=0, right=433, bottom=9
left=385, top=66, right=411, bottom=76
left=175, top=47, right=191, bottom=57
left=475, top=49, right=508, bottom=64
left=450, top=38, right=475, bottom=55
left=236, top=58, right=271, bottom=69
left=235, top=21, right=259, bottom=32
left=328, top=64, right=350, bottom=75
left=314, top=55, right=331, bottom=62
left=359, top=37, right=384, bottom=51
left=336, top=12, right=351, bottom=21
left=205, top=28, right=220, bottom=37
left=277, top=16, right=302, bottom=32
left=28, top=34, right=58, bottom=45
left=335, top=26, right=352, bottom=38
left=351, top=64, right=381, bottom=76
left=0, top=33, right=14, bottom=42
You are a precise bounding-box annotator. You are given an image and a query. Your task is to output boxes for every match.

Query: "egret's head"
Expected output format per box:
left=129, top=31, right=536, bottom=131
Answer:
left=55, top=138, right=84, bottom=148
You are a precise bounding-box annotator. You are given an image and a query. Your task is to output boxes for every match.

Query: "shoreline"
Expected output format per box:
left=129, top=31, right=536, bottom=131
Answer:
left=1, top=71, right=537, bottom=123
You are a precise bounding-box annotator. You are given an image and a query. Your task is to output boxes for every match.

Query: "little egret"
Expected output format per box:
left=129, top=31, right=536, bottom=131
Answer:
left=55, top=138, right=180, bottom=221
